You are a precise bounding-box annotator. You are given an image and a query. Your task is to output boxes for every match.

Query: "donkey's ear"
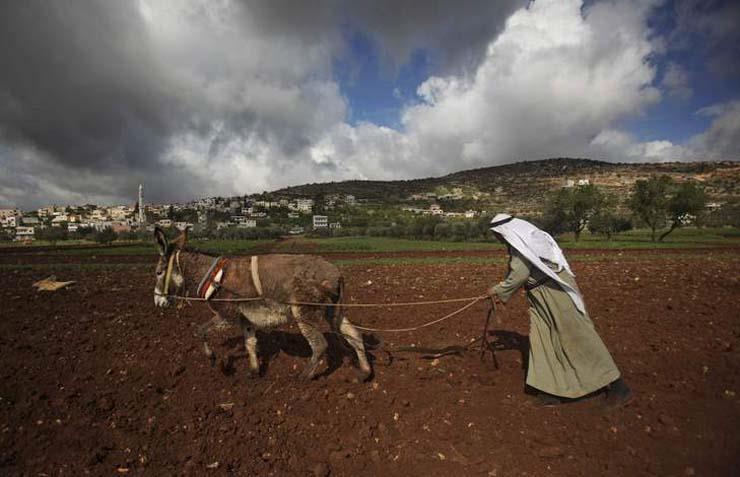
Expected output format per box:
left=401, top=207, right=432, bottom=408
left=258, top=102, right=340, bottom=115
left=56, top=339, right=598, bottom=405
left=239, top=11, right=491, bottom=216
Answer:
left=154, top=226, right=168, bottom=256
left=170, top=227, right=188, bottom=250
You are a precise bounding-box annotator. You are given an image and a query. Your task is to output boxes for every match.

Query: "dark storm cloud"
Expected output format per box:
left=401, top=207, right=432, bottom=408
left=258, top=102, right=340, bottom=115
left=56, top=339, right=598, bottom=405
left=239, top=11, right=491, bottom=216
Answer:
left=671, top=0, right=740, bottom=78
left=347, top=0, right=525, bottom=74
left=243, top=0, right=524, bottom=74
left=0, top=1, right=183, bottom=172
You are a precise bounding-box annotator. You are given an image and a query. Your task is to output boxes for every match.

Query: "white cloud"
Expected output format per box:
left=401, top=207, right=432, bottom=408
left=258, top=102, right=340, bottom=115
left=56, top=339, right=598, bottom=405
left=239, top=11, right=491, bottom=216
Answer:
left=315, top=0, right=664, bottom=178
left=689, top=100, right=740, bottom=160
left=589, top=129, right=692, bottom=162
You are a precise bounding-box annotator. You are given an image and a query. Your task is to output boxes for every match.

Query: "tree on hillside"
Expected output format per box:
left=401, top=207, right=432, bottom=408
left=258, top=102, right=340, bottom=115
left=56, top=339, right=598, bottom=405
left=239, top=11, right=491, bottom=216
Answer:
left=542, top=184, right=606, bottom=241
left=36, top=226, right=68, bottom=245
left=628, top=176, right=706, bottom=241
left=94, top=227, right=118, bottom=245
left=628, top=175, right=672, bottom=242
left=659, top=181, right=706, bottom=241
left=588, top=211, right=632, bottom=240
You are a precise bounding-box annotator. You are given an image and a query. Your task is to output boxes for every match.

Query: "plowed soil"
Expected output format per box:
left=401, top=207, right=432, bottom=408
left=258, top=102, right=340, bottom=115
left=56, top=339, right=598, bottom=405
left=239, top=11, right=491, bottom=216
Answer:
left=1, top=247, right=739, bottom=476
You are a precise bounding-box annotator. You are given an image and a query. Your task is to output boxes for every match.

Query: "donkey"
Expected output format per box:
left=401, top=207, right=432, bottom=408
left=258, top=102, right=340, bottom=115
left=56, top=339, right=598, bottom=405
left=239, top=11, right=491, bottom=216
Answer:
left=152, top=227, right=372, bottom=381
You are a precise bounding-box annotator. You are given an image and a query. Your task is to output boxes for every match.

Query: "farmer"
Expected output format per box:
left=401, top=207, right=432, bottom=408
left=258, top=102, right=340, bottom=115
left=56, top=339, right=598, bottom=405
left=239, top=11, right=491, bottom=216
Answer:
left=487, top=213, right=632, bottom=406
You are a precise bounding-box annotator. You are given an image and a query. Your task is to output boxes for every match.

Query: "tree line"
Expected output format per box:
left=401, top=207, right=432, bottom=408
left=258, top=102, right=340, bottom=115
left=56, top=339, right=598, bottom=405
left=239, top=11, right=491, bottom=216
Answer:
left=540, top=175, right=710, bottom=241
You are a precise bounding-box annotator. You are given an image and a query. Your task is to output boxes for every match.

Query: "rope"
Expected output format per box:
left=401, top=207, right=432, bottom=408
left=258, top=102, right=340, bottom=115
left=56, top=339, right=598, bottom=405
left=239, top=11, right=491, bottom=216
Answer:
left=351, top=295, right=487, bottom=332
left=154, top=291, right=491, bottom=333
left=154, top=292, right=486, bottom=307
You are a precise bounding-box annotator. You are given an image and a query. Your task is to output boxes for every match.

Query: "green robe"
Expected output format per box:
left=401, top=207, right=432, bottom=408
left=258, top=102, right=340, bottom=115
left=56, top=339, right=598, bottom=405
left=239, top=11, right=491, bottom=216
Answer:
left=493, top=249, right=620, bottom=398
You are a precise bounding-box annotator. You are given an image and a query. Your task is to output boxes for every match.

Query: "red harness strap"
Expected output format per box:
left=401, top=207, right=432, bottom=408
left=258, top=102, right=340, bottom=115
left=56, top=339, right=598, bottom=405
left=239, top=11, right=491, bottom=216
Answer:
left=196, top=257, right=229, bottom=300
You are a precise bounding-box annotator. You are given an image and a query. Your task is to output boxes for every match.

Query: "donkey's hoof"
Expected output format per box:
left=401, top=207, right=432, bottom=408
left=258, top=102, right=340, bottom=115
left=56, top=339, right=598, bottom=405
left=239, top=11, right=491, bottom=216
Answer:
left=208, top=355, right=217, bottom=368
left=246, top=367, right=260, bottom=379
left=358, top=367, right=373, bottom=382
left=300, top=363, right=320, bottom=381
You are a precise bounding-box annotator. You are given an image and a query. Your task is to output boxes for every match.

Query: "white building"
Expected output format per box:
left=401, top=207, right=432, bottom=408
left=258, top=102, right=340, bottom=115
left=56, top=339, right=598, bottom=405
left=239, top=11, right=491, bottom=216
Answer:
left=0, top=208, right=20, bottom=220
left=51, top=215, right=69, bottom=227
left=174, top=222, right=193, bottom=231
left=430, top=204, right=444, bottom=215
left=15, top=226, right=35, bottom=241
left=329, top=222, right=342, bottom=229
left=295, top=198, right=314, bottom=213
left=156, top=219, right=173, bottom=228
left=237, top=219, right=257, bottom=228
left=312, top=215, right=328, bottom=228
left=110, top=206, right=131, bottom=220
left=1, top=215, right=20, bottom=228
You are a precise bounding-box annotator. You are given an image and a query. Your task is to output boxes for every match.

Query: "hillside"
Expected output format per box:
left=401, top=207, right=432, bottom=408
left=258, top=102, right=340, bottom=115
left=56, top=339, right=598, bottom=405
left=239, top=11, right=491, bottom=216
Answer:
left=273, top=158, right=740, bottom=215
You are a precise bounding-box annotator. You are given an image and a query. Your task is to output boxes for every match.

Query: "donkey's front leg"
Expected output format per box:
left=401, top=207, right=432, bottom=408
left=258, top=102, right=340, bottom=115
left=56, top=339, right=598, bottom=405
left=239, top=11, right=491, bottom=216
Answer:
left=240, top=317, right=260, bottom=376
left=198, top=313, right=225, bottom=367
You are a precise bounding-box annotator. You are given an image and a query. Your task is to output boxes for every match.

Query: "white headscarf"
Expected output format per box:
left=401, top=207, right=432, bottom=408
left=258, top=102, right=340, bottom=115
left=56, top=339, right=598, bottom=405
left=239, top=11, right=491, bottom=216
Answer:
left=490, top=213, right=585, bottom=314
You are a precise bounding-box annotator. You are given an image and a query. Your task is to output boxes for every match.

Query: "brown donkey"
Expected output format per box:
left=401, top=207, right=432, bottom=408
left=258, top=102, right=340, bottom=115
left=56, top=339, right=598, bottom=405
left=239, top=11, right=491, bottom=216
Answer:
left=152, top=227, right=372, bottom=381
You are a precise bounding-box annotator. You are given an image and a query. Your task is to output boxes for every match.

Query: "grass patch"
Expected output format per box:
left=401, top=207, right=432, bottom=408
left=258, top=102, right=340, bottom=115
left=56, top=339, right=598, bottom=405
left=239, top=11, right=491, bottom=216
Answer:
left=16, top=239, right=274, bottom=256
left=285, top=237, right=504, bottom=253
left=557, top=227, right=740, bottom=249
left=333, top=250, right=740, bottom=267
left=2, top=227, right=736, bottom=256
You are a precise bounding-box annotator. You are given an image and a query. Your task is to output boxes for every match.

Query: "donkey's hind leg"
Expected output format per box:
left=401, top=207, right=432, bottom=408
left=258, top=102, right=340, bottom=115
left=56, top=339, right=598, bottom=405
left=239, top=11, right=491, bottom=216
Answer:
left=239, top=317, right=260, bottom=376
left=336, top=315, right=372, bottom=380
left=292, top=305, right=327, bottom=381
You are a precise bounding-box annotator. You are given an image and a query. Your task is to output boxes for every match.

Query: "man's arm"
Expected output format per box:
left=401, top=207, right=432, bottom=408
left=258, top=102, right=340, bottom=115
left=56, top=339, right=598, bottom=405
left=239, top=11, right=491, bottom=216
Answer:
left=488, top=251, right=532, bottom=303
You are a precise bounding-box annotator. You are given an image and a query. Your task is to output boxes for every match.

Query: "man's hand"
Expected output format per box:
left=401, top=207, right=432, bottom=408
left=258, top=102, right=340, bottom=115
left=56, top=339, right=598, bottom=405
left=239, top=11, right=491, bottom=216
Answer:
left=486, top=286, right=502, bottom=304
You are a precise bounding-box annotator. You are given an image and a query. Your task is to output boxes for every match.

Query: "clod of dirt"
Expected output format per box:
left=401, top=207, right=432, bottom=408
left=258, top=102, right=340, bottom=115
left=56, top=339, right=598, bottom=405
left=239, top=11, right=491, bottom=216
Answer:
left=658, top=414, right=675, bottom=427
left=312, top=462, right=330, bottom=477
left=537, top=446, right=565, bottom=458
left=96, top=397, right=115, bottom=412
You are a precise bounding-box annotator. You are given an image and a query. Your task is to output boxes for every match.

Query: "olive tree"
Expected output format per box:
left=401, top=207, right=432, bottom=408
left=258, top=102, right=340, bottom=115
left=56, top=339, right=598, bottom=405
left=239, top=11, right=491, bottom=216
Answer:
left=659, top=181, right=706, bottom=241
left=542, top=184, right=606, bottom=241
left=628, top=176, right=706, bottom=241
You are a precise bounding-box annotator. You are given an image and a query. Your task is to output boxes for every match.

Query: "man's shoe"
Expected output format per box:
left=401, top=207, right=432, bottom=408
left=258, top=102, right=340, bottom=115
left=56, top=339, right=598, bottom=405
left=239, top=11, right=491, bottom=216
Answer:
left=605, top=378, right=633, bottom=407
left=534, top=393, right=563, bottom=407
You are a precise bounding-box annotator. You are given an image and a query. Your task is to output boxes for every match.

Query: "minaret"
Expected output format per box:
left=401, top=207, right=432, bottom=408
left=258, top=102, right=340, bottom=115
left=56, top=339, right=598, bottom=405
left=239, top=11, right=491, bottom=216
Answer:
left=138, top=184, right=145, bottom=224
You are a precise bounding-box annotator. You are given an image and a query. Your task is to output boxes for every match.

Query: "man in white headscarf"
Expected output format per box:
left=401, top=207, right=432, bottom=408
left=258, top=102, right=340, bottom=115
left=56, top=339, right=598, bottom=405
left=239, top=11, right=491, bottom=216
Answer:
left=488, top=213, right=631, bottom=406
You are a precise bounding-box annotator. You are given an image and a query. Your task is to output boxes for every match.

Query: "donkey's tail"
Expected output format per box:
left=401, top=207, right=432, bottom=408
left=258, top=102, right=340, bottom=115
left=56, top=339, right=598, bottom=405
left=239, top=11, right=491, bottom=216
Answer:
left=331, top=276, right=345, bottom=332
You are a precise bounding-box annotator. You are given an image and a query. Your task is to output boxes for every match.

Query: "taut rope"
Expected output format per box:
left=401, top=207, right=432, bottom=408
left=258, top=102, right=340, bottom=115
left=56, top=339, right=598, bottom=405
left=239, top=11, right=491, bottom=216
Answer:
left=154, top=291, right=491, bottom=333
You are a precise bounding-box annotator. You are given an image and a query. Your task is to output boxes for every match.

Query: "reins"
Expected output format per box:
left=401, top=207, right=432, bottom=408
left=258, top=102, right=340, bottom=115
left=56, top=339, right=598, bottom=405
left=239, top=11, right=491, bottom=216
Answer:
left=154, top=290, right=490, bottom=333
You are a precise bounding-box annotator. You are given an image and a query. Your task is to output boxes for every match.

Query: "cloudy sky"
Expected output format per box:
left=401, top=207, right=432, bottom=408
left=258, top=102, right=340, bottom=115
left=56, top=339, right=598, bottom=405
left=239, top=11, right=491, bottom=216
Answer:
left=1, top=0, right=739, bottom=209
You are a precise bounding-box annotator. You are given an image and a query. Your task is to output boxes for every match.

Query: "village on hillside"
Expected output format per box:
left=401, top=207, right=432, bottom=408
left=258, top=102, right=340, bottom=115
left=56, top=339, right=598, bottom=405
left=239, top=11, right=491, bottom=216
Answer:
left=1, top=159, right=737, bottom=243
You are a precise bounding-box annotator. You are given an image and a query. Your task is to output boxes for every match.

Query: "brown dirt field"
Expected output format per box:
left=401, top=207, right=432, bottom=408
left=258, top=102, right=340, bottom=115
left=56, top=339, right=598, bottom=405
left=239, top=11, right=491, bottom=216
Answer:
left=0, top=248, right=739, bottom=476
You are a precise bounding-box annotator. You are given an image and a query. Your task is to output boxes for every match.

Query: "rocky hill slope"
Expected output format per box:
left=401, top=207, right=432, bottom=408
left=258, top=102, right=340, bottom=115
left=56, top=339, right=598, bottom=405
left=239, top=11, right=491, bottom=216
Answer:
left=274, top=158, right=739, bottom=215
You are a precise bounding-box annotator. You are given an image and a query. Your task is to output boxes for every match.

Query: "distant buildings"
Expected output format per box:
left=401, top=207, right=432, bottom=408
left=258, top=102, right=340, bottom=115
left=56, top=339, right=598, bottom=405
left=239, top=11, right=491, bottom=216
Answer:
left=312, top=215, right=328, bottom=228
left=295, top=199, right=314, bottom=213
left=15, top=226, right=34, bottom=241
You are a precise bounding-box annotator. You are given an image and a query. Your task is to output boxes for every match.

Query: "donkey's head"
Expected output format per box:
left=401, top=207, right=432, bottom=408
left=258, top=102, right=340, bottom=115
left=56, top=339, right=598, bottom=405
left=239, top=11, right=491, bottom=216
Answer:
left=153, top=226, right=188, bottom=307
